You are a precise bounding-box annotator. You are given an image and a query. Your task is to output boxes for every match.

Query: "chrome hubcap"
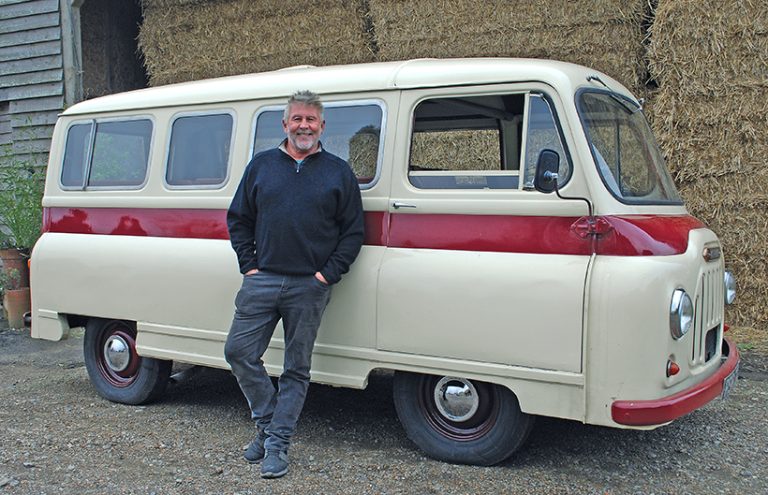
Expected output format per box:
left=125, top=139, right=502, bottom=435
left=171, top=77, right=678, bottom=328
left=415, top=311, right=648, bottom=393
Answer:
left=433, top=377, right=479, bottom=422
left=103, top=335, right=131, bottom=372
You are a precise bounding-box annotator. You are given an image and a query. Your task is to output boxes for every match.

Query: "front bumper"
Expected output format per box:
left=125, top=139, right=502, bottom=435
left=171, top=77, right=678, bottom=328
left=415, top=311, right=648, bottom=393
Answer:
left=611, top=337, right=740, bottom=426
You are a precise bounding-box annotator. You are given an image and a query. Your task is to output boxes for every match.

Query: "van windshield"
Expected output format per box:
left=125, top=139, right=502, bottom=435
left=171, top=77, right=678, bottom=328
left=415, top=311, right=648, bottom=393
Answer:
left=578, top=91, right=682, bottom=204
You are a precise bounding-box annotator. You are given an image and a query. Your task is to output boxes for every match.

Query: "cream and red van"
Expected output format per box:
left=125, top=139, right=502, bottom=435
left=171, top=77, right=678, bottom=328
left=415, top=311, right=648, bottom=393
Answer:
left=30, top=58, right=739, bottom=466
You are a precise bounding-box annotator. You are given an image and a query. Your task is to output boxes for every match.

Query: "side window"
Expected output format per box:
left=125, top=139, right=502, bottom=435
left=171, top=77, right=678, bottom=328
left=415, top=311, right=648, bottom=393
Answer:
left=253, top=103, right=384, bottom=186
left=89, top=120, right=152, bottom=187
left=61, top=119, right=153, bottom=189
left=523, top=95, right=569, bottom=188
left=408, top=94, right=524, bottom=189
left=61, top=123, right=92, bottom=187
left=166, top=113, right=233, bottom=187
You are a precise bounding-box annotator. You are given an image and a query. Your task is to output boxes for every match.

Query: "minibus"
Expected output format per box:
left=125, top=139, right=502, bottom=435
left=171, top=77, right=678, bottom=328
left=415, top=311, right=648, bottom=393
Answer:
left=29, top=58, right=739, bottom=465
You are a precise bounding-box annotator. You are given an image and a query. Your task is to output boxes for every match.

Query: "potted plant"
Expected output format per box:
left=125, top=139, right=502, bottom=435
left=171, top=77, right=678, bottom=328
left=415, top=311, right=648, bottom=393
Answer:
left=0, top=267, right=30, bottom=329
left=0, top=144, right=46, bottom=326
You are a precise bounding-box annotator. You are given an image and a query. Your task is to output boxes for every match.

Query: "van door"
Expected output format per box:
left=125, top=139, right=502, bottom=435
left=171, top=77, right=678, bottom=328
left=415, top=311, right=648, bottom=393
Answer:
left=377, top=86, right=590, bottom=373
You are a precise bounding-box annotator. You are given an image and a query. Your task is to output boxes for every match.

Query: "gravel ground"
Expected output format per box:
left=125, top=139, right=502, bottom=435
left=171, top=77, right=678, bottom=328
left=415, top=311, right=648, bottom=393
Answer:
left=1, top=322, right=767, bottom=495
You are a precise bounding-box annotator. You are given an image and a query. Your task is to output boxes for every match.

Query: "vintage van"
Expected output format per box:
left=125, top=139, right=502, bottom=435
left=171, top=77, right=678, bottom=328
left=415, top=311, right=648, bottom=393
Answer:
left=29, top=58, right=739, bottom=466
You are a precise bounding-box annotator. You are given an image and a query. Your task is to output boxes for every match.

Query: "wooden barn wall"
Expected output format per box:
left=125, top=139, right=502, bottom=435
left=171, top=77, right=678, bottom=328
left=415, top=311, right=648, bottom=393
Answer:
left=0, top=0, right=63, bottom=167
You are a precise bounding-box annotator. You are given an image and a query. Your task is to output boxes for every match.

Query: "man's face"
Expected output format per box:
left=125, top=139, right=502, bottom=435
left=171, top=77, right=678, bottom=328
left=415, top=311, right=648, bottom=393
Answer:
left=283, top=103, right=325, bottom=152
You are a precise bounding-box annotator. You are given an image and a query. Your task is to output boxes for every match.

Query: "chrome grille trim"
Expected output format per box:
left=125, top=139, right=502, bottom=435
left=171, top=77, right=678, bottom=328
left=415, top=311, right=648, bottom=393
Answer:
left=693, top=264, right=724, bottom=364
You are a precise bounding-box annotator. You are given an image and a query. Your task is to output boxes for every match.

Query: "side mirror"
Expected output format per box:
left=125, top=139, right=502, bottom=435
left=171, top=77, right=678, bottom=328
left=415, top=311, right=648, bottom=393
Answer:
left=533, top=149, right=560, bottom=194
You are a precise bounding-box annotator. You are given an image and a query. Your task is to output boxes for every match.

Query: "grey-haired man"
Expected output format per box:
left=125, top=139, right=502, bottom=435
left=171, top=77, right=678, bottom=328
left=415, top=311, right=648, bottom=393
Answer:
left=225, top=90, right=364, bottom=478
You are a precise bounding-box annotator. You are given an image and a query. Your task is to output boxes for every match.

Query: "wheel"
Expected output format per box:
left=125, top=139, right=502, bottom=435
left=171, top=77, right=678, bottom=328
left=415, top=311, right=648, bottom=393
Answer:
left=393, top=371, right=535, bottom=466
left=83, top=318, right=171, bottom=405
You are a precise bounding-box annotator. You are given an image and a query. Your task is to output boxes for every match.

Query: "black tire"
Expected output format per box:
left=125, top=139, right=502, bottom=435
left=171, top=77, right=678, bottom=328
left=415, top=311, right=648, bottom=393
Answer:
left=393, top=371, right=535, bottom=466
left=83, top=318, right=171, bottom=405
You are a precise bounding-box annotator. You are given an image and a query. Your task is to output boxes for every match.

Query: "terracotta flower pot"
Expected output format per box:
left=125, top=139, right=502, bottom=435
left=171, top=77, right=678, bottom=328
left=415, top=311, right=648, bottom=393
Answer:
left=2, top=287, right=30, bottom=329
left=0, top=248, right=29, bottom=288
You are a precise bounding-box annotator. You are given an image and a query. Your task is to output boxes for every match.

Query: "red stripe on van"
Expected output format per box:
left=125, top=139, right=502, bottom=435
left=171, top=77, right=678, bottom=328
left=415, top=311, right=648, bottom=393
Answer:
left=388, top=213, right=592, bottom=255
left=43, top=207, right=231, bottom=239
left=42, top=208, right=704, bottom=256
left=42, top=207, right=388, bottom=245
left=387, top=213, right=705, bottom=256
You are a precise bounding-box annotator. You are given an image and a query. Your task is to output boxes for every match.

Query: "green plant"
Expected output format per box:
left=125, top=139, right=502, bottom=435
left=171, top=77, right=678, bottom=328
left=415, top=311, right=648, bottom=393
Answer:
left=0, top=145, right=46, bottom=254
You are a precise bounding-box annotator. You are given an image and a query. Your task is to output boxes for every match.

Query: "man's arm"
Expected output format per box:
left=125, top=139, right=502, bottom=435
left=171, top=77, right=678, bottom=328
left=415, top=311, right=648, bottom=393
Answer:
left=320, top=168, right=364, bottom=284
left=227, top=164, right=259, bottom=274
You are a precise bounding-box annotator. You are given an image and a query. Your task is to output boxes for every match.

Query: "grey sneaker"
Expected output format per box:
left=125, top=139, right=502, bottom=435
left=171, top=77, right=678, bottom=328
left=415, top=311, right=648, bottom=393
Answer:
left=243, top=435, right=265, bottom=464
left=260, top=450, right=289, bottom=479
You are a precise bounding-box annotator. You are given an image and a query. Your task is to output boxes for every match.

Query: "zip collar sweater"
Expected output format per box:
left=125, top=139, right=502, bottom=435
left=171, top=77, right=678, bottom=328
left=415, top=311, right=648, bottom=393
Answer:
left=227, top=144, right=364, bottom=284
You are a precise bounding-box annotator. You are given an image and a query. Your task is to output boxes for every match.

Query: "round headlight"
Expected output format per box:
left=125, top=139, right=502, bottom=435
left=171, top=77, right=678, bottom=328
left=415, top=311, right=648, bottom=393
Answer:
left=670, top=289, right=693, bottom=340
left=724, top=271, right=736, bottom=305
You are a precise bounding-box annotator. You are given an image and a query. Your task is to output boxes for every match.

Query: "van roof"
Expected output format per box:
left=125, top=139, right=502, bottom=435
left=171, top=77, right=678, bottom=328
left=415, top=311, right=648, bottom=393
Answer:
left=63, top=58, right=633, bottom=116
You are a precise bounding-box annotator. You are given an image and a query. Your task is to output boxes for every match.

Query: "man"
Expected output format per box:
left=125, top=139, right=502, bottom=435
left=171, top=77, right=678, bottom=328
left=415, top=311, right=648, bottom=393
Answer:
left=224, top=90, right=364, bottom=479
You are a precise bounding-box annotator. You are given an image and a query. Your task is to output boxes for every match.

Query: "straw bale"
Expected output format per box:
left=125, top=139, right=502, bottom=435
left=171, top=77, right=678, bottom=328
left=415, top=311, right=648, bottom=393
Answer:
left=681, top=172, right=768, bottom=213
left=682, top=178, right=768, bottom=258
left=648, top=0, right=768, bottom=96
left=411, top=130, right=499, bottom=171
left=348, top=127, right=380, bottom=180
left=676, top=171, right=768, bottom=327
left=141, top=0, right=215, bottom=10
left=650, top=87, right=768, bottom=130
left=723, top=257, right=768, bottom=326
left=369, top=0, right=647, bottom=92
left=139, top=0, right=374, bottom=85
left=654, top=125, right=767, bottom=182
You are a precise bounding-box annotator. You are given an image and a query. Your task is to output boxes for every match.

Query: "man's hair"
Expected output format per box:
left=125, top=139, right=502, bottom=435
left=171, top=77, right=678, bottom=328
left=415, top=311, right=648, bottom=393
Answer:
left=284, top=90, right=324, bottom=121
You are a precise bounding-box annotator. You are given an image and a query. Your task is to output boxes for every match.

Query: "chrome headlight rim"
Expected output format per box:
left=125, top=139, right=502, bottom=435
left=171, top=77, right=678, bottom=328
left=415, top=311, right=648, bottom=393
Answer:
left=724, top=271, right=736, bottom=305
left=670, top=289, right=693, bottom=340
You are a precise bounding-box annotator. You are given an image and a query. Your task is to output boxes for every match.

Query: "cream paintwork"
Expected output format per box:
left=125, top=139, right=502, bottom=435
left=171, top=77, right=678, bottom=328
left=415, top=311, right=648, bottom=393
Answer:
left=583, top=229, right=725, bottom=427
left=31, top=59, right=724, bottom=429
left=379, top=84, right=591, bottom=371
left=377, top=249, right=588, bottom=371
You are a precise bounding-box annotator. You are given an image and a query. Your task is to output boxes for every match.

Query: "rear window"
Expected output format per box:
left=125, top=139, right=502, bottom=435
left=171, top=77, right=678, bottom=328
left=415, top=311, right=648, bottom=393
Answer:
left=61, top=119, right=153, bottom=189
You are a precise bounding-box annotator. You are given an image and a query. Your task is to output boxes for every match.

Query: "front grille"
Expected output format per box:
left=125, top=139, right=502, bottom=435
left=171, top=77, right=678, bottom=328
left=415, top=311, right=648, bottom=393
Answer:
left=705, top=327, right=718, bottom=362
left=692, top=265, right=724, bottom=364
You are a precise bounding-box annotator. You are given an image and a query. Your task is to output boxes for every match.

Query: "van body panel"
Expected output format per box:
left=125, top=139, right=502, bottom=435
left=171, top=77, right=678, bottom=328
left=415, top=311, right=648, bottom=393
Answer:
left=377, top=247, right=588, bottom=371
left=584, top=228, right=725, bottom=426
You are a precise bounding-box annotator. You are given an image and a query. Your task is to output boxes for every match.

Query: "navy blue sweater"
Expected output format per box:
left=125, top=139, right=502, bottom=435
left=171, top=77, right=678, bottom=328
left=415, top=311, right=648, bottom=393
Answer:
left=227, top=147, right=364, bottom=284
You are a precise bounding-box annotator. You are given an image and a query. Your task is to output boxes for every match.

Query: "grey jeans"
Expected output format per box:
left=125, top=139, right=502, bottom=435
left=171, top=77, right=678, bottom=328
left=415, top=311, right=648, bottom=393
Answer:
left=224, top=270, right=331, bottom=452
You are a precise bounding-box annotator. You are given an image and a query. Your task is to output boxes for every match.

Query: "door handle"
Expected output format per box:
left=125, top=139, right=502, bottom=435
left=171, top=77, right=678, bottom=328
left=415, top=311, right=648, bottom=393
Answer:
left=392, top=202, right=417, bottom=209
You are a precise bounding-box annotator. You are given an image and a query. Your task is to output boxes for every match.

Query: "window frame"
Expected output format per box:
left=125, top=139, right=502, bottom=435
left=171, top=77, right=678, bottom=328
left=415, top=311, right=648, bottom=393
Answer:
left=405, top=89, right=573, bottom=192
left=521, top=91, right=575, bottom=189
left=575, top=88, right=683, bottom=206
left=59, top=115, right=155, bottom=191
left=250, top=98, right=387, bottom=190
left=163, top=109, right=236, bottom=190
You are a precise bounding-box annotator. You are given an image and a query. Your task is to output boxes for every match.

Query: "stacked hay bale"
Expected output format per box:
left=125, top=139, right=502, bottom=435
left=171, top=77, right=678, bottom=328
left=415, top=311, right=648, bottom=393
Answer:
left=138, top=0, right=374, bottom=85
left=368, top=0, right=648, bottom=94
left=348, top=126, right=381, bottom=180
left=411, top=131, right=498, bottom=171
left=647, top=0, right=768, bottom=326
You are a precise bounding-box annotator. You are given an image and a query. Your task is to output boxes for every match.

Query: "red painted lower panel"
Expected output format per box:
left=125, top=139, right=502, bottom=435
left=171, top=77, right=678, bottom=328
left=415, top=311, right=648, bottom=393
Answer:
left=611, top=338, right=739, bottom=426
left=42, top=207, right=706, bottom=257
